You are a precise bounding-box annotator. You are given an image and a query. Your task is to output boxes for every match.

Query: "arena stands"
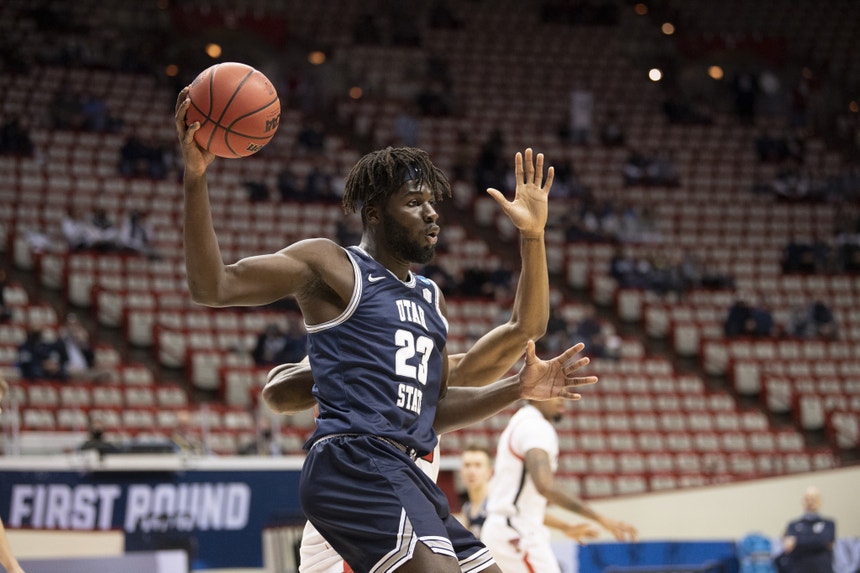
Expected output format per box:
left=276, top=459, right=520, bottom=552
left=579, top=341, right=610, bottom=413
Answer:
left=0, top=0, right=858, bottom=503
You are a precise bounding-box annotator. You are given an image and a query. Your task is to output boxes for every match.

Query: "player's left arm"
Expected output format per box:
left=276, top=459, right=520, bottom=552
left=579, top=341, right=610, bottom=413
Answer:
left=446, top=148, right=552, bottom=389
left=543, top=514, right=600, bottom=543
left=527, top=447, right=638, bottom=542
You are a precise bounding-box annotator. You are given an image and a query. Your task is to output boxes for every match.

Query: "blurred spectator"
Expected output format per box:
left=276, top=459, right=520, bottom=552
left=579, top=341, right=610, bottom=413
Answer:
left=51, top=89, right=85, bottom=130
left=118, top=134, right=168, bottom=179
left=568, top=89, right=594, bottom=145
left=171, top=410, right=204, bottom=455
left=781, top=235, right=834, bottom=274
left=245, top=181, right=270, bottom=203
left=118, top=210, right=159, bottom=259
left=789, top=301, right=838, bottom=340
left=415, top=79, right=453, bottom=117
left=16, top=328, right=67, bottom=381
left=59, top=313, right=114, bottom=383
left=252, top=321, right=306, bottom=367
left=296, top=119, right=326, bottom=154
left=78, top=419, right=119, bottom=458
left=81, top=91, right=120, bottom=133
left=622, top=147, right=681, bottom=186
left=733, top=69, right=759, bottom=124
left=550, top=159, right=588, bottom=200
left=62, top=207, right=100, bottom=251
left=90, top=208, right=119, bottom=250
left=724, top=295, right=763, bottom=338
left=610, top=245, right=647, bottom=288
left=574, top=304, right=607, bottom=357
left=239, top=417, right=281, bottom=456
left=0, top=269, right=12, bottom=323
left=394, top=103, right=420, bottom=148
left=276, top=166, right=301, bottom=202
left=599, top=109, right=626, bottom=147
left=0, top=117, right=34, bottom=156
left=304, top=158, right=337, bottom=202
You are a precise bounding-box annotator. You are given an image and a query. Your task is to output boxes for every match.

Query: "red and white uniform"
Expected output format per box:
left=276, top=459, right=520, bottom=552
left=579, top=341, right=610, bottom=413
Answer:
left=480, top=404, right=560, bottom=573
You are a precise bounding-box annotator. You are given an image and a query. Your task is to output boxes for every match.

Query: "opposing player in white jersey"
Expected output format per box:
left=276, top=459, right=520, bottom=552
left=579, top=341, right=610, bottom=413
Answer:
left=481, top=399, right=638, bottom=573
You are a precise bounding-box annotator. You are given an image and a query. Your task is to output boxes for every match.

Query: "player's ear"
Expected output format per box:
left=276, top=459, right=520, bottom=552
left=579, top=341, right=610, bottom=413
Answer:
left=364, top=204, right=380, bottom=225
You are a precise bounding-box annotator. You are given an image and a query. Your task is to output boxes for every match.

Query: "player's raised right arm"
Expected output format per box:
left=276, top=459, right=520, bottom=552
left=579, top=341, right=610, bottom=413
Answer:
left=176, top=88, right=342, bottom=308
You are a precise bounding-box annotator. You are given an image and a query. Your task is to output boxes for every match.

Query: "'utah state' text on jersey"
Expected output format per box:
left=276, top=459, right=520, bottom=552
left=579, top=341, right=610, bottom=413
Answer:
left=304, top=246, right=448, bottom=457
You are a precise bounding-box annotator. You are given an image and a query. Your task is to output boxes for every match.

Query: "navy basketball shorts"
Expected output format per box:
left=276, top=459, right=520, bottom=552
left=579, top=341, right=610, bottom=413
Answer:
left=299, top=434, right=495, bottom=573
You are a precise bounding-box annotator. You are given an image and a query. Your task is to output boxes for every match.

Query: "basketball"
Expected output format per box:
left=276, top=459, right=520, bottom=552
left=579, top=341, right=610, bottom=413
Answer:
left=185, top=62, right=281, bottom=158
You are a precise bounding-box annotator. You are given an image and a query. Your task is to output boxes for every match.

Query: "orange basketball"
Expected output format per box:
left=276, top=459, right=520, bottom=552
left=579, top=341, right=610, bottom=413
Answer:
left=186, top=62, right=280, bottom=158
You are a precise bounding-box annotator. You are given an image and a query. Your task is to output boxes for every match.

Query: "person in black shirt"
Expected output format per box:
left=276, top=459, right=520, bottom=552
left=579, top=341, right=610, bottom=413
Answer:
left=777, top=486, right=836, bottom=573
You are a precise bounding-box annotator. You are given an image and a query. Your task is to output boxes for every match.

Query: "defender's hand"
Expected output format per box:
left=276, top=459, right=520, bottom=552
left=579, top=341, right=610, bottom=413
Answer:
left=518, top=341, right=598, bottom=401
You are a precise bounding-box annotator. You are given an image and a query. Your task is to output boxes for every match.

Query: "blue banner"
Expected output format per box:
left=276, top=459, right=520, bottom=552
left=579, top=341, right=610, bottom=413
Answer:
left=0, top=462, right=305, bottom=570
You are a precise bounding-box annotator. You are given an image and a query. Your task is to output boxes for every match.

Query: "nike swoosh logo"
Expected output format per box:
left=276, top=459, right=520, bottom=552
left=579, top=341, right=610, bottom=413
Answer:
left=368, top=274, right=385, bottom=283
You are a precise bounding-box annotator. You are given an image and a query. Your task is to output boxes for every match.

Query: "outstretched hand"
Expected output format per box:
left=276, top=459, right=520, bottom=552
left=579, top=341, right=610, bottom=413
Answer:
left=599, top=516, right=639, bottom=542
left=518, top=341, right=597, bottom=401
left=486, top=148, right=553, bottom=237
left=174, top=86, right=216, bottom=176
left=559, top=522, right=601, bottom=543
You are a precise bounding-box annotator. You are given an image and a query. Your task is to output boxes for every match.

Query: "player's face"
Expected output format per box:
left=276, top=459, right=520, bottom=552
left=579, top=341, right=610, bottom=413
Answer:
left=382, top=180, right=440, bottom=264
left=460, top=450, right=492, bottom=489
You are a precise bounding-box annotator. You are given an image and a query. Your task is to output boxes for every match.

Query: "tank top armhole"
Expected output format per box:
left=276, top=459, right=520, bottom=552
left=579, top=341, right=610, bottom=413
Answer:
left=304, top=248, right=363, bottom=333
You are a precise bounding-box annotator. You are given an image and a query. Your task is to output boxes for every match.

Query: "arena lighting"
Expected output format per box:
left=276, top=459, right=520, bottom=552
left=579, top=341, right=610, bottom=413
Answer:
left=165, top=64, right=179, bottom=77
left=308, top=51, right=326, bottom=65
left=205, top=43, right=222, bottom=58
left=648, top=68, right=663, bottom=82
left=708, top=65, right=724, bottom=80
left=349, top=86, right=363, bottom=99
left=850, top=100, right=859, bottom=113
left=634, top=3, right=648, bottom=15
left=661, top=22, right=675, bottom=35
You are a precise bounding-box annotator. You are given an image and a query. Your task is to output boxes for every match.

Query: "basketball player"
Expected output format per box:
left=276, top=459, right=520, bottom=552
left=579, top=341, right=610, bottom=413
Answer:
left=456, top=445, right=494, bottom=539
left=176, top=87, right=591, bottom=573
left=481, top=398, right=638, bottom=573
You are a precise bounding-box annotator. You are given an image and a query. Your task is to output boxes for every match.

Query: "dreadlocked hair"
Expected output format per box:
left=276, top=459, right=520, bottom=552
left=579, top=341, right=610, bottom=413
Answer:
left=341, top=146, right=451, bottom=215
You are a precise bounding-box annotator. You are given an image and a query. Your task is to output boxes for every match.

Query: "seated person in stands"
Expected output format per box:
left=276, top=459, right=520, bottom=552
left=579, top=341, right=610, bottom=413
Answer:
left=61, top=207, right=100, bottom=251
left=0, top=269, right=13, bottom=323
left=789, top=301, right=838, bottom=341
left=59, top=313, right=114, bottom=383
left=118, top=210, right=159, bottom=259
left=78, top=419, right=119, bottom=458
left=724, top=296, right=758, bottom=338
left=16, top=329, right=68, bottom=381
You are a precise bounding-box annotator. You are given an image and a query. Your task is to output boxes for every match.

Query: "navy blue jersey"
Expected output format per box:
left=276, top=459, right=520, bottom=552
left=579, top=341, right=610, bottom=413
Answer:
left=304, top=246, right=448, bottom=456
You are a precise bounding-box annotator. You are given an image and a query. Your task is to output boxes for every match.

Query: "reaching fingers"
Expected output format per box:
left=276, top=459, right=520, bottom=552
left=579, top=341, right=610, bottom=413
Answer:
left=514, top=151, right=524, bottom=185
left=564, top=355, right=590, bottom=372
left=544, top=164, right=555, bottom=192
left=532, top=149, right=543, bottom=188
left=556, top=342, right=585, bottom=366
left=524, top=148, right=534, bottom=185
left=567, top=376, right=598, bottom=388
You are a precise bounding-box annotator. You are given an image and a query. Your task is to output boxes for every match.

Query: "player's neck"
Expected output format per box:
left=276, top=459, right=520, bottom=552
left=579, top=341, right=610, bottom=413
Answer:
left=468, top=486, right=488, bottom=507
